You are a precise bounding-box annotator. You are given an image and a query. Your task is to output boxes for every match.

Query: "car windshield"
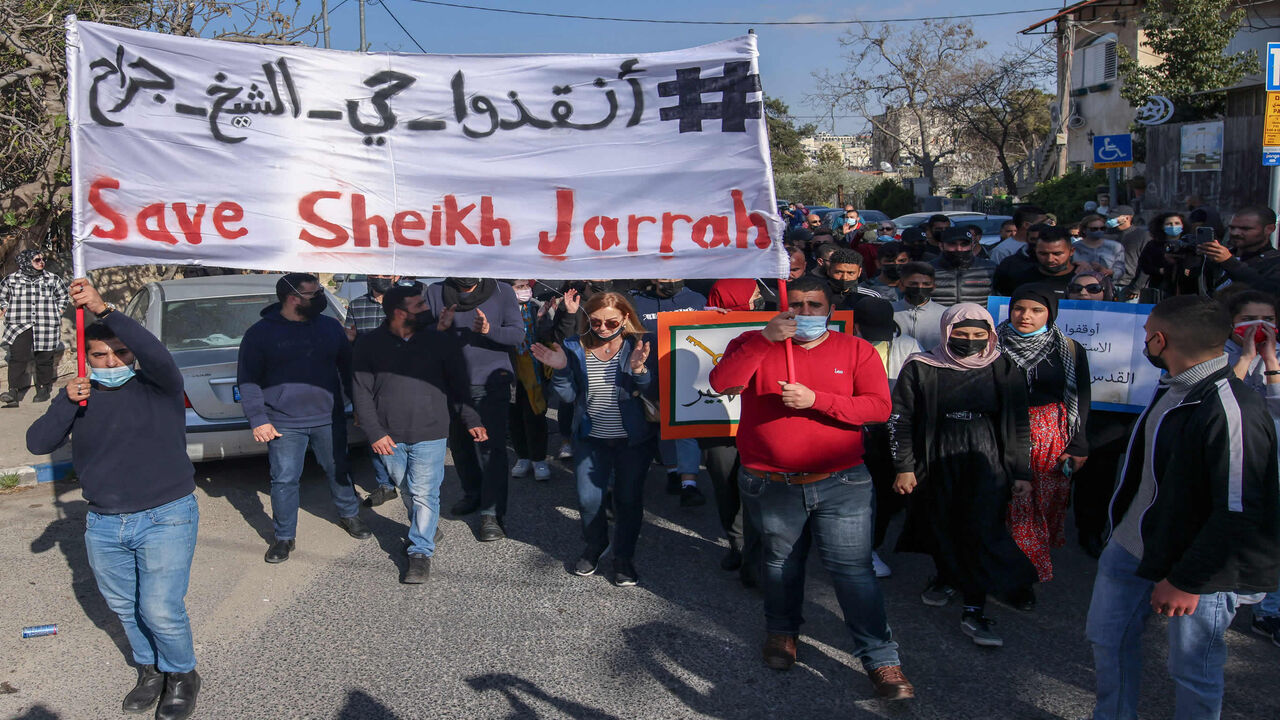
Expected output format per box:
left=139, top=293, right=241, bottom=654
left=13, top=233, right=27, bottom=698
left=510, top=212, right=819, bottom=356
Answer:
left=971, top=218, right=1011, bottom=234
left=162, top=294, right=277, bottom=350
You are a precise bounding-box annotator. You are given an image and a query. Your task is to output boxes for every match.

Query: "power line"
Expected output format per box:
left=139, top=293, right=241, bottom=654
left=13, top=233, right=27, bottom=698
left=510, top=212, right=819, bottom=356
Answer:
left=378, top=0, right=428, bottom=52
left=406, top=1, right=1061, bottom=26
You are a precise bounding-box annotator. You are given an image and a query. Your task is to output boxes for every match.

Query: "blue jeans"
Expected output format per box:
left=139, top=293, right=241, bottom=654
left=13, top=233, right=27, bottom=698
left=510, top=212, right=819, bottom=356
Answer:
left=267, top=424, right=360, bottom=540
left=660, top=438, right=702, bottom=476
left=739, top=465, right=900, bottom=671
left=575, top=437, right=652, bottom=561
left=450, top=378, right=512, bottom=517
left=1254, top=591, right=1280, bottom=619
left=378, top=439, right=447, bottom=556
left=371, top=446, right=393, bottom=490
left=84, top=493, right=199, bottom=672
left=1086, top=542, right=1240, bottom=720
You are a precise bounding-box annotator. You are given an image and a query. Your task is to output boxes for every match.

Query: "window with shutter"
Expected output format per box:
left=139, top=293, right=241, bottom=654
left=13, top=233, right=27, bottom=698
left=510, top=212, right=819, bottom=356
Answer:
left=1102, top=41, right=1118, bottom=82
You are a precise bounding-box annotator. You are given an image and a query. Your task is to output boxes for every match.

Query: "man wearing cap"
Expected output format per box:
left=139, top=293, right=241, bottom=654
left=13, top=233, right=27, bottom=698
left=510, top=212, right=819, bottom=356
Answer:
left=708, top=274, right=914, bottom=701
left=1105, top=205, right=1147, bottom=289
left=930, top=228, right=996, bottom=307
left=855, top=297, right=922, bottom=579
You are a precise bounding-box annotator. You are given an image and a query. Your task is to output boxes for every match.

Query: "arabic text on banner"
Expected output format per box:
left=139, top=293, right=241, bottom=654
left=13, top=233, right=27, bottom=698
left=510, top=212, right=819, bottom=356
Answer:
left=66, top=18, right=785, bottom=279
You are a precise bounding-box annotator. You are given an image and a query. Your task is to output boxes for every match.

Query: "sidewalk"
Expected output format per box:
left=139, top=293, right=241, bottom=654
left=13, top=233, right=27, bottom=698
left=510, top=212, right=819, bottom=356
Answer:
left=0, top=370, right=75, bottom=487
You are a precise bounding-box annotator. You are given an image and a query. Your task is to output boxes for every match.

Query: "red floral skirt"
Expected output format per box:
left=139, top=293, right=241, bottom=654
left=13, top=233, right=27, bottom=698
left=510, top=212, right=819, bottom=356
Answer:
left=1007, top=402, right=1073, bottom=582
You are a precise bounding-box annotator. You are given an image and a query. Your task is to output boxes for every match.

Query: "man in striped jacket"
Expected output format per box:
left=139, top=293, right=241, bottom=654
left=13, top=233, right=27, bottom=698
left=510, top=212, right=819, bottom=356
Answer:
left=1086, top=295, right=1280, bottom=720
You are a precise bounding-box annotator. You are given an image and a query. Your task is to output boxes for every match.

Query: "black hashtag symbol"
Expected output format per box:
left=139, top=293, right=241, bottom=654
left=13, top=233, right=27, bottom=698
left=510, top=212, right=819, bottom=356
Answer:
left=658, top=61, right=763, bottom=133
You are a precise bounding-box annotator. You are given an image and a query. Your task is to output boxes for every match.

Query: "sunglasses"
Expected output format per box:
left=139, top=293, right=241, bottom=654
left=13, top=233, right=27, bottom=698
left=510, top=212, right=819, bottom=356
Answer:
left=1085, top=226, right=1105, bottom=232
left=1069, top=283, right=1104, bottom=294
left=30, top=257, right=45, bottom=264
left=589, top=317, right=623, bottom=330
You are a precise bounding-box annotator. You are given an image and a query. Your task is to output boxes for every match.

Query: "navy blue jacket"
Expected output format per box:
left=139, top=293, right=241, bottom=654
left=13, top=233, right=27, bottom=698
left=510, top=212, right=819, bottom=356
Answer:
left=237, top=303, right=352, bottom=429
left=27, top=312, right=194, bottom=514
left=551, top=335, right=656, bottom=446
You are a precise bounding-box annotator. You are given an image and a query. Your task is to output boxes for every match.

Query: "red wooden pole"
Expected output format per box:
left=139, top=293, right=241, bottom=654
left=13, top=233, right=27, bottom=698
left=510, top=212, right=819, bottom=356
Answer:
left=776, top=279, right=796, bottom=384
left=75, top=306, right=87, bottom=406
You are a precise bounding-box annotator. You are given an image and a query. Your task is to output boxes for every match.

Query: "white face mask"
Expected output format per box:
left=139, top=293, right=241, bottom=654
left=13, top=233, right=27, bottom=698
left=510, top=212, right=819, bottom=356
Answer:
left=514, top=287, right=533, bottom=303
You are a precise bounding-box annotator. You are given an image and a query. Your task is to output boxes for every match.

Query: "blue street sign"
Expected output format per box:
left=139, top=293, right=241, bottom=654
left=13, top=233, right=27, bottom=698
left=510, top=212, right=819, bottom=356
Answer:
left=1265, top=150, right=1280, bottom=167
left=1093, top=134, right=1133, bottom=168
left=1268, top=42, right=1280, bottom=92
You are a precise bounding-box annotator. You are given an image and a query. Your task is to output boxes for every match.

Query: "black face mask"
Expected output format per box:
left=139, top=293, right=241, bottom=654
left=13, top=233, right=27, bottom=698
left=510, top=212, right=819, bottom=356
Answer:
left=948, top=336, right=987, bottom=358
left=447, top=277, right=480, bottom=291
left=902, top=286, right=933, bottom=305
left=299, top=293, right=328, bottom=319
left=367, top=277, right=394, bottom=295
left=943, top=250, right=973, bottom=269
left=931, top=229, right=945, bottom=242
left=1143, top=335, right=1168, bottom=370
left=881, top=264, right=902, bottom=281
left=652, top=281, right=683, bottom=299
left=829, top=278, right=858, bottom=295
left=1041, top=261, right=1073, bottom=275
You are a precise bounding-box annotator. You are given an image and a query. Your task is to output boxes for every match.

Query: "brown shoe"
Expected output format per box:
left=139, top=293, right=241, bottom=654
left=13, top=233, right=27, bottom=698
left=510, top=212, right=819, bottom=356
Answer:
left=761, top=633, right=796, bottom=671
left=869, top=665, right=914, bottom=700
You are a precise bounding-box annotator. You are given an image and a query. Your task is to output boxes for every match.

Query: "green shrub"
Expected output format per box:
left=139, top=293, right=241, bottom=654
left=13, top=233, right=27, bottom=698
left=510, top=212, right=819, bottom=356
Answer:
left=1024, top=170, right=1108, bottom=222
left=864, top=179, right=916, bottom=218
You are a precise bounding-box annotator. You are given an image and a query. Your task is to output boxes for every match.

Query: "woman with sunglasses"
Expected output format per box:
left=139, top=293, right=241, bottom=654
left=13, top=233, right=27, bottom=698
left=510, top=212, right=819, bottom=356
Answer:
left=532, top=292, right=655, bottom=587
left=1066, top=271, right=1115, bottom=302
left=891, top=303, right=1037, bottom=647
left=1, top=249, right=70, bottom=408
left=996, top=285, right=1091, bottom=609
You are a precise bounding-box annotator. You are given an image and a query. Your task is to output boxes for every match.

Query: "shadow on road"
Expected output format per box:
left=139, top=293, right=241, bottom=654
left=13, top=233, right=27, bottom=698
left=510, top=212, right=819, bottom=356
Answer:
left=27, top=479, right=133, bottom=664
left=8, top=706, right=60, bottom=720
left=336, top=689, right=401, bottom=719
left=465, top=673, right=621, bottom=719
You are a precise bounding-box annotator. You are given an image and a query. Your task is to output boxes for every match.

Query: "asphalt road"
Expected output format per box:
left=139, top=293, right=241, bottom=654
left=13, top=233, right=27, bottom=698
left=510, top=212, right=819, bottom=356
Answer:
left=0, top=446, right=1275, bottom=720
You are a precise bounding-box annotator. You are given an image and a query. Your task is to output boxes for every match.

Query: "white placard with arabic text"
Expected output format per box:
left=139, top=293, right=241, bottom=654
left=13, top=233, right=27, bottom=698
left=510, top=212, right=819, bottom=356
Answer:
left=989, top=298, right=1161, bottom=413
left=66, top=19, right=785, bottom=279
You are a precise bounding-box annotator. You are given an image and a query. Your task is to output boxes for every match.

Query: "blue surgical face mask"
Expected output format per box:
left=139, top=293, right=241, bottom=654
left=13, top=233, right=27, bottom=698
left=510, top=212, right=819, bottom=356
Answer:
left=90, top=364, right=136, bottom=388
left=877, top=235, right=894, bottom=244
left=1015, top=325, right=1050, bottom=338
left=1105, top=217, right=1121, bottom=228
left=1164, top=225, right=1183, bottom=237
left=794, top=314, right=830, bottom=342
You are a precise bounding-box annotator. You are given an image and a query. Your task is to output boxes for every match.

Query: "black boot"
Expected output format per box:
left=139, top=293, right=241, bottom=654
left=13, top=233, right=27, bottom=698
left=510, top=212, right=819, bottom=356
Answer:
left=32, top=385, right=51, bottom=403
left=0, top=391, right=19, bottom=408
left=155, top=669, right=201, bottom=720
left=121, top=664, right=164, bottom=713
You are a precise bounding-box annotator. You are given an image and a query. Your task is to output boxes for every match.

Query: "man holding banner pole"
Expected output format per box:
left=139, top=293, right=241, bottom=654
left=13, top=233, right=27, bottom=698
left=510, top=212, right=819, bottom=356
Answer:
left=709, top=274, right=913, bottom=700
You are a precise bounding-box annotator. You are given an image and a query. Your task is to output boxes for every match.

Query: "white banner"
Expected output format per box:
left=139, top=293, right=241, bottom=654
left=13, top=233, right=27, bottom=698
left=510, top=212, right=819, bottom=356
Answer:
left=989, top=298, right=1161, bottom=413
left=66, top=18, right=785, bottom=279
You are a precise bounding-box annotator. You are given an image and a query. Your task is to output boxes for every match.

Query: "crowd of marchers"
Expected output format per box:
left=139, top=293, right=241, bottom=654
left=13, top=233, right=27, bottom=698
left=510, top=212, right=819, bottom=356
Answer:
left=4, top=199, right=1279, bottom=719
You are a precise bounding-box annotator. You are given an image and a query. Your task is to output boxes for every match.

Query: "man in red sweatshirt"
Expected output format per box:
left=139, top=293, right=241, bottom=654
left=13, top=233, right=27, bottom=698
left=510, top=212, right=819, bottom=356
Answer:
left=709, top=273, right=913, bottom=701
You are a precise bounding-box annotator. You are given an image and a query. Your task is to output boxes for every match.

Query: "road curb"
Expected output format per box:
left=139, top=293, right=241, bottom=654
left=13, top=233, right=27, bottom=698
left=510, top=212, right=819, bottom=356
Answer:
left=0, top=460, right=74, bottom=487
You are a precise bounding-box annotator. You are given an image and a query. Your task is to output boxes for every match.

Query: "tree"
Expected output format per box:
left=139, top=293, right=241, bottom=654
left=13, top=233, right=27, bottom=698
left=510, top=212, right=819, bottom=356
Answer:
left=1118, top=0, right=1257, bottom=119
left=941, top=46, right=1054, bottom=196
left=764, top=96, right=816, bottom=175
left=814, top=143, right=844, bottom=168
left=814, top=20, right=985, bottom=194
left=863, top=178, right=915, bottom=218
left=0, top=1, right=319, bottom=267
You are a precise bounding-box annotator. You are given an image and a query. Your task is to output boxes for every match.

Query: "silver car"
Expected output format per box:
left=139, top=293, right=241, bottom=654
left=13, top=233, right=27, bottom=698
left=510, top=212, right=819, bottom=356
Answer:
left=121, top=274, right=361, bottom=463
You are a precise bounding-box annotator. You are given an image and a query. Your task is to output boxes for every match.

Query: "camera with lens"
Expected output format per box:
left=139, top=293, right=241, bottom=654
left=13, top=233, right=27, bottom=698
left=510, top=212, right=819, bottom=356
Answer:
left=1165, top=226, right=1217, bottom=255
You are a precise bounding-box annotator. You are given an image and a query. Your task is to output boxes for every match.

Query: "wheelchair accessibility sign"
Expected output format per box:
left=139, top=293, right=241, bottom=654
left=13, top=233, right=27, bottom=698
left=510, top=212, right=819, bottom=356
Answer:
left=1093, top=134, right=1133, bottom=168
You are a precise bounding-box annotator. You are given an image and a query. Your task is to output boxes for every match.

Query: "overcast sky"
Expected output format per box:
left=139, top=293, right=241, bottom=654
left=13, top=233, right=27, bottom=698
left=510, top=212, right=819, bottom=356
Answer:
left=296, top=0, right=1064, bottom=134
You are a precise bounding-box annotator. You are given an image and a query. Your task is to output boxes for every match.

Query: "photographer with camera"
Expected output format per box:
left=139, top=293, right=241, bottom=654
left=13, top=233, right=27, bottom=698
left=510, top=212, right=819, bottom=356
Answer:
left=1197, top=206, right=1280, bottom=295
left=1127, top=212, right=1228, bottom=301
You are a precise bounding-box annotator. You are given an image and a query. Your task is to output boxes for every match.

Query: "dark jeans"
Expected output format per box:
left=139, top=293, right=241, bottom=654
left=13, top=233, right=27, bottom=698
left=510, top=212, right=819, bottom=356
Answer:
left=862, top=424, right=904, bottom=549
left=450, top=378, right=512, bottom=517
left=7, top=328, right=56, bottom=393
left=701, top=438, right=761, bottom=573
left=1075, top=411, right=1137, bottom=542
left=509, top=382, right=548, bottom=462
left=574, top=436, right=652, bottom=561
left=266, top=423, right=360, bottom=540
left=740, top=465, right=900, bottom=671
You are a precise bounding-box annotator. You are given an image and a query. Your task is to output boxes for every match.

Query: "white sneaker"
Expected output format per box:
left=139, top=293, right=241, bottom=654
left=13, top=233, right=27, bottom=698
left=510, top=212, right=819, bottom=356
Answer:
left=533, top=461, right=551, bottom=481
left=511, top=459, right=533, bottom=477
left=558, top=442, right=573, bottom=460
left=872, top=551, right=892, bottom=578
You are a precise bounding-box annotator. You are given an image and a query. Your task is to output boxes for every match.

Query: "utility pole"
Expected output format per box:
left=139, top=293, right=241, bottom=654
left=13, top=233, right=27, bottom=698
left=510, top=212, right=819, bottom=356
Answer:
left=1054, top=16, right=1075, bottom=178
left=321, top=0, right=330, bottom=49
left=358, top=0, right=367, bottom=52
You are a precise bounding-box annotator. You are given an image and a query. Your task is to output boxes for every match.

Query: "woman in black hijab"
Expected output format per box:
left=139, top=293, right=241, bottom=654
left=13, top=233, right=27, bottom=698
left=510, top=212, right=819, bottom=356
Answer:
left=996, top=284, right=1091, bottom=608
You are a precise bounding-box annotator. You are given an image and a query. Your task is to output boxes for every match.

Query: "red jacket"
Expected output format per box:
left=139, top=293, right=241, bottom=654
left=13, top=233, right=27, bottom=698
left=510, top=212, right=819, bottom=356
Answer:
left=709, top=329, right=891, bottom=473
